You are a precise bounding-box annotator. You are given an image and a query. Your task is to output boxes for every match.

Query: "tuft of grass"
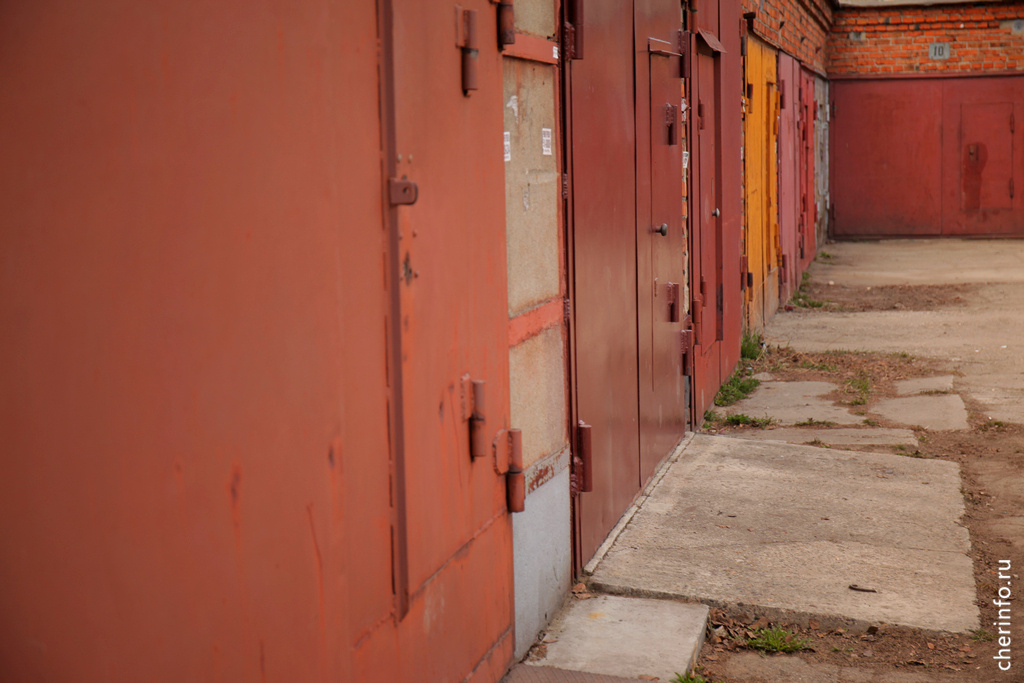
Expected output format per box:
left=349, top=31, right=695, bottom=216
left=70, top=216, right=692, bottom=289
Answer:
left=746, top=626, right=811, bottom=653
left=979, top=420, right=1006, bottom=431
left=703, top=409, right=721, bottom=430
left=714, top=371, right=760, bottom=407
left=970, top=628, right=995, bottom=642
left=862, top=418, right=879, bottom=426
left=795, top=418, right=837, bottom=427
left=671, top=671, right=712, bottom=683
left=800, top=360, right=835, bottom=371
left=741, top=330, right=764, bottom=360
left=726, top=413, right=773, bottom=428
left=844, top=375, right=871, bottom=405
left=817, top=250, right=834, bottom=261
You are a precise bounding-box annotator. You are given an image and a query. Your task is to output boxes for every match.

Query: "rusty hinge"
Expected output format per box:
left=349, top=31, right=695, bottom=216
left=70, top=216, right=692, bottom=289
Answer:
left=680, top=326, right=694, bottom=376
left=497, top=0, right=515, bottom=49
left=461, top=375, right=488, bottom=460
left=459, top=9, right=479, bottom=94
left=389, top=178, right=419, bottom=205
left=563, top=297, right=571, bottom=322
left=667, top=282, right=681, bottom=322
left=562, top=173, right=569, bottom=199
left=563, top=0, right=584, bottom=60
left=573, top=419, right=598, bottom=493
left=665, top=103, right=680, bottom=145
left=492, top=428, right=524, bottom=511
left=691, top=292, right=703, bottom=329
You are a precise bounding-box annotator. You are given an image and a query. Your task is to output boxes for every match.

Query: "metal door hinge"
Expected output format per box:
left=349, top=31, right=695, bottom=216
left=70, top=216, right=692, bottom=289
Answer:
left=680, top=326, right=694, bottom=376
left=461, top=375, right=488, bottom=460
left=389, top=178, right=419, bottom=205
left=497, top=0, right=515, bottom=49
left=492, top=428, right=524, bottom=511
left=564, top=0, right=584, bottom=59
left=562, top=173, right=569, bottom=199
left=459, top=9, right=479, bottom=95
left=665, top=103, right=680, bottom=145
left=563, top=297, right=571, bottom=322
left=571, top=421, right=593, bottom=495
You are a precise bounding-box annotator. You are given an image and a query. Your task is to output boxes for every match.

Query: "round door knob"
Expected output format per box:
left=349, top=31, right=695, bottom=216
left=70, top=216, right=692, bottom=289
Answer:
left=712, top=208, right=721, bottom=217
left=655, top=223, right=668, bottom=236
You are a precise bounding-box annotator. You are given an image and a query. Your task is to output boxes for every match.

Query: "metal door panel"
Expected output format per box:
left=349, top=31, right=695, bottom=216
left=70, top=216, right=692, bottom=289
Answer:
left=777, top=54, right=799, bottom=304
left=691, top=47, right=722, bottom=418
left=798, top=68, right=817, bottom=273
left=717, top=0, right=744, bottom=384
left=960, top=103, right=1013, bottom=212
left=831, top=79, right=944, bottom=238
left=389, top=0, right=514, bottom=677
left=570, top=0, right=641, bottom=565
left=636, top=0, right=686, bottom=480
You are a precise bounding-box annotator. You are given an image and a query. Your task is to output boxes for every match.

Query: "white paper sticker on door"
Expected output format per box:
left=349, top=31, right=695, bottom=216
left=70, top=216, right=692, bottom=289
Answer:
left=504, top=131, right=511, bottom=162
left=541, top=128, right=552, bottom=156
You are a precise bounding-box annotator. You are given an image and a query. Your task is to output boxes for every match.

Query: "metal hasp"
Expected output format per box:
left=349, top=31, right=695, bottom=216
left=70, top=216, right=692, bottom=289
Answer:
left=460, top=9, right=479, bottom=94
left=469, top=379, right=487, bottom=459
left=389, top=177, right=419, bottom=205
left=576, top=421, right=593, bottom=493
left=667, top=282, right=681, bottom=322
left=497, top=0, right=515, bottom=48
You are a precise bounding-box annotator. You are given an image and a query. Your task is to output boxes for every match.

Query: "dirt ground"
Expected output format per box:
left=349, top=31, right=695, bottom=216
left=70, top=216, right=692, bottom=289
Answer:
left=695, top=320, right=1024, bottom=680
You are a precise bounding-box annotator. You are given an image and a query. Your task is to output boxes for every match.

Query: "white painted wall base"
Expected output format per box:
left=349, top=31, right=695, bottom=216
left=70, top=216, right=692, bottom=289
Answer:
left=512, top=464, right=571, bottom=659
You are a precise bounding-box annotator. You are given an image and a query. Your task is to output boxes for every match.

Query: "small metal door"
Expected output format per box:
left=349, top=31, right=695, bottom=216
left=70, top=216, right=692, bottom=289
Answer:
left=777, top=54, right=799, bottom=304
left=569, top=0, right=642, bottom=566
left=960, top=103, right=1014, bottom=212
left=798, top=68, right=817, bottom=273
left=690, top=45, right=723, bottom=419
left=636, top=0, right=686, bottom=480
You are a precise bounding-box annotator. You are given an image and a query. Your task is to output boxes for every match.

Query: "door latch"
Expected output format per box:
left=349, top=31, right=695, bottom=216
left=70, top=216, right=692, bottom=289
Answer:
left=573, top=421, right=593, bottom=494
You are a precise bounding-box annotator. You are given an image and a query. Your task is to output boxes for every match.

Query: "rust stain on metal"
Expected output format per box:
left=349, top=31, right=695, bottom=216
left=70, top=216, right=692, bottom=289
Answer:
left=527, top=465, right=553, bottom=493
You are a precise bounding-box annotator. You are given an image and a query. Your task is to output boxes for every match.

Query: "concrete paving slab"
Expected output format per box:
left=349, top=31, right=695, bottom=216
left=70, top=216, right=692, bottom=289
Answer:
left=529, top=595, right=708, bottom=681
left=727, top=427, right=918, bottom=448
left=872, top=395, right=969, bottom=431
left=895, top=375, right=954, bottom=395
left=503, top=665, right=643, bottom=683
left=590, top=435, right=978, bottom=633
left=724, top=381, right=863, bottom=425
left=720, top=652, right=969, bottom=682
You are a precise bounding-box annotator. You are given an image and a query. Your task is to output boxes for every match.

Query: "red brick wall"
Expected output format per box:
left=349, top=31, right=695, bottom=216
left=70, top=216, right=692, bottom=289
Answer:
left=829, top=2, right=1024, bottom=76
left=741, top=0, right=833, bottom=73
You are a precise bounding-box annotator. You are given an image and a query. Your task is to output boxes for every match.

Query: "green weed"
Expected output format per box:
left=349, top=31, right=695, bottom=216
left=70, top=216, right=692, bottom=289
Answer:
left=671, top=671, right=712, bottom=683
left=726, top=413, right=773, bottom=428
left=844, top=375, right=871, bottom=405
left=746, top=626, right=811, bottom=654
left=970, top=628, right=995, bottom=642
left=714, top=371, right=760, bottom=407
left=800, top=360, right=835, bottom=371
left=862, top=418, right=879, bottom=426
left=795, top=418, right=837, bottom=427
left=741, top=330, right=764, bottom=360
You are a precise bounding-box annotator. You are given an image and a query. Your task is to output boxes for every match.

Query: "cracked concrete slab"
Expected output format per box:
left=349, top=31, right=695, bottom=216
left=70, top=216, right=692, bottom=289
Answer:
left=724, top=381, right=863, bottom=425
left=589, top=434, right=978, bottom=633
left=872, top=395, right=969, bottom=431
left=895, top=375, right=955, bottom=395
left=728, top=427, right=918, bottom=448
left=528, top=595, right=708, bottom=681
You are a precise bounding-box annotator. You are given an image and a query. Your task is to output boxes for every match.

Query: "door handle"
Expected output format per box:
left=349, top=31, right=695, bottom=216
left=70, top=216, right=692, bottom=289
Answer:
left=654, top=223, right=668, bottom=236
left=712, top=208, right=720, bottom=217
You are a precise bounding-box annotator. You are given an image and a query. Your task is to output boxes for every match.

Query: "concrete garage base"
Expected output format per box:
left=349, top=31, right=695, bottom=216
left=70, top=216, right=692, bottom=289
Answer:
left=589, top=435, right=979, bottom=634
left=527, top=595, right=708, bottom=681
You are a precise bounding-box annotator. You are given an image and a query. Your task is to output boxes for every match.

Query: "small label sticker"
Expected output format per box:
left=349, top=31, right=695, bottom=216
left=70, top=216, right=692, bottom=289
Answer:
left=541, top=128, right=552, bottom=156
left=929, top=42, right=950, bottom=60
left=504, top=131, right=511, bottom=162
left=553, top=44, right=560, bottom=61
left=682, top=151, right=689, bottom=170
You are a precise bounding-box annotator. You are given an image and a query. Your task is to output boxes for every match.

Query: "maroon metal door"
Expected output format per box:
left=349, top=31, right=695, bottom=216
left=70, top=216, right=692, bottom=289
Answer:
left=569, top=0, right=642, bottom=565
left=636, top=0, right=686, bottom=480
left=959, top=103, right=1014, bottom=213
left=384, top=0, right=515, bottom=678
left=690, top=46, right=723, bottom=420
left=798, top=68, right=817, bottom=272
left=777, top=54, right=799, bottom=303
left=569, top=0, right=688, bottom=566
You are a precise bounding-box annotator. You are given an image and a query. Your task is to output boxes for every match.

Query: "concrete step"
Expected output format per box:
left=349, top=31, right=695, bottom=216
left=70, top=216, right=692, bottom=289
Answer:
left=520, top=594, right=708, bottom=682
